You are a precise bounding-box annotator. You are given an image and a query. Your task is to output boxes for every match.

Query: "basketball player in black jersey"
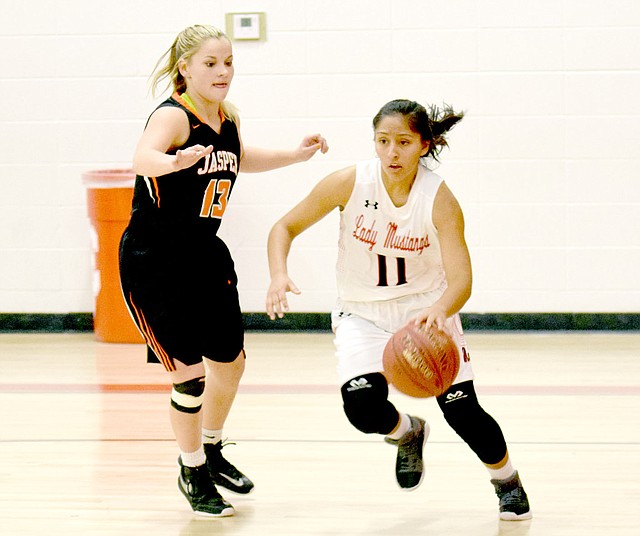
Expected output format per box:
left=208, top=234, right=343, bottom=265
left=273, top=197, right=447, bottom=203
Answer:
left=119, top=24, right=327, bottom=517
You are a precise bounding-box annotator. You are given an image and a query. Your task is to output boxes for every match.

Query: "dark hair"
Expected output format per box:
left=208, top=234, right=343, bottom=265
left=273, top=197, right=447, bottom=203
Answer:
left=372, top=99, right=464, bottom=161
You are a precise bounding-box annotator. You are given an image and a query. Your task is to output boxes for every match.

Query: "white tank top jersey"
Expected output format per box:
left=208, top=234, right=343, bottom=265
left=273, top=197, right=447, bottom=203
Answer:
left=337, top=158, right=447, bottom=303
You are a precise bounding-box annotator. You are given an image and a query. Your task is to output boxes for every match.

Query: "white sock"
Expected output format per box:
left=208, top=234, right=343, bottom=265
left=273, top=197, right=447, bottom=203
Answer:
left=386, top=413, right=412, bottom=440
left=180, top=446, right=206, bottom=467
left=202, top=428, right=223, bottom=445
left=487, top=459, right=516, bottom=481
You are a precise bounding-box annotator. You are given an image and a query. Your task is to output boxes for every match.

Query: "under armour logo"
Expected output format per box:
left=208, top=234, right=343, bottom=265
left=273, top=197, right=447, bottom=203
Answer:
left=364, top=200, right=378, bottom=209
left=346, top=377, right=372, bottom=391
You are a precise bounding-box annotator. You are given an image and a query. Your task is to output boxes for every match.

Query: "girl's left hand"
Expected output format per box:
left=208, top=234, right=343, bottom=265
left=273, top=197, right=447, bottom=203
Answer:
left=296, top=134, right=329, bottom=161
left=414, top=304, right=448, bottom=331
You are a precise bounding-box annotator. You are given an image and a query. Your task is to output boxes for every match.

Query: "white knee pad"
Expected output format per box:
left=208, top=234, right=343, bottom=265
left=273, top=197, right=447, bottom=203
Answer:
left=171, top=376, right=205, bottom=413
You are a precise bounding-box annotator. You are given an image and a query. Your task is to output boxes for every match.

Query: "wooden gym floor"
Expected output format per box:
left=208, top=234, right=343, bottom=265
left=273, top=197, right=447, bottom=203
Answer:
left=0, top=331, right=638, bottom=535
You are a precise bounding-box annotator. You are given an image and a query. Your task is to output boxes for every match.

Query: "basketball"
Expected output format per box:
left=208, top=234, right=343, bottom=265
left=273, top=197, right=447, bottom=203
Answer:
left=383, top=323, right=460, bottom=398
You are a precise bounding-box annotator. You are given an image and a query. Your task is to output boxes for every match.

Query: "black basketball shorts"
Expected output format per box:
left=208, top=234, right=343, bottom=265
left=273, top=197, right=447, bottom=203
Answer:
left=119, top=230, right=244, bottom=370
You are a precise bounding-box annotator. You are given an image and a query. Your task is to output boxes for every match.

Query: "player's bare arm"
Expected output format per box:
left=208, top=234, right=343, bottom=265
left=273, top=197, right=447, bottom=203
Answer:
left=240, top=133, right=328, bottom=173
left=133, top=107, right=212, bottom=177
left=266, top=166, right=355, bottom=319
left=415, top=182, right=472, bottom=329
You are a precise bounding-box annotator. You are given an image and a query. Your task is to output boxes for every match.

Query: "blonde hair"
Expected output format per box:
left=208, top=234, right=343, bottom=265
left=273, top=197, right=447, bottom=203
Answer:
left=149, top=24, right=238, bottom=122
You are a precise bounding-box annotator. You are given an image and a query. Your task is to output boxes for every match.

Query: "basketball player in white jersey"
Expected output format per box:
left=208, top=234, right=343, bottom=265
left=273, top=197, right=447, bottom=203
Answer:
left=265, top=99, right=531, bottom=521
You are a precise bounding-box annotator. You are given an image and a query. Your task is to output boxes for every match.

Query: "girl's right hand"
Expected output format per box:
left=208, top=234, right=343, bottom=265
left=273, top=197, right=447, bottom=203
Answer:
left=266, top=273, right=301, bottom=320
left=174, top=144, right=213, bottom=171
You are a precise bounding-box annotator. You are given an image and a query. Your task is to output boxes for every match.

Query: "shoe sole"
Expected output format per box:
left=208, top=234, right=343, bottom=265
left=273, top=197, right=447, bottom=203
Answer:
left=194, top=506, right=235, bottom=518
left=500, top=511, right=533, bottom=521
left=400, top=419, right=430, bottom=492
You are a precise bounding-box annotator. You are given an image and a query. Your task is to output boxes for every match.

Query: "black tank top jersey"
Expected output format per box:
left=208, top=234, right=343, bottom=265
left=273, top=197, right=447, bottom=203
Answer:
left=120, top=94, right=244, bottom=366
left=128, top=93, right=241, bottom=241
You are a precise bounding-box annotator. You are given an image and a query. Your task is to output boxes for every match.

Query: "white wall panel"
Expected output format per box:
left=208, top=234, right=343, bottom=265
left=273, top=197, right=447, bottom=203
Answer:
left=0, top=0, right=638, bottom=314
left=307, top=31, right=393, bottom=74
left=472, top=248, right=567, bottom=291
left=478, top=29, right=564, bottom=71
left=392, top=0, right=479, bottom=29
left=307, top=1, right=392, bottom=31
left=393, top=30, right=478, bottom=73
left=477, top=73, right=564, bottom=116
left=564, top=28, right=640, bottom=71
left=567, top=249, right=640, bottom=291
left=478, top=0, right=563, bottom=28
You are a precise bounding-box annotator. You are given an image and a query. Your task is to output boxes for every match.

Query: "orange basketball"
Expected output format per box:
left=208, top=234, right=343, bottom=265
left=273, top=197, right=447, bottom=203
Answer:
left=383, top=323, right=460, bottom=398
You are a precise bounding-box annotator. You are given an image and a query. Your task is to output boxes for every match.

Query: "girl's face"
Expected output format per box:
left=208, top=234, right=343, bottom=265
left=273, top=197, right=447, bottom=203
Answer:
left=374, top=114, right=429, bottom=184
left=180, top=37, right=234, bottom=103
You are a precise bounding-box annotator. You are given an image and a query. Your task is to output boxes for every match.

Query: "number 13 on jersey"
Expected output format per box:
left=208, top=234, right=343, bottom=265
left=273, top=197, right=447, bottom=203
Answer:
left=200, top=179, right=231, bottom=218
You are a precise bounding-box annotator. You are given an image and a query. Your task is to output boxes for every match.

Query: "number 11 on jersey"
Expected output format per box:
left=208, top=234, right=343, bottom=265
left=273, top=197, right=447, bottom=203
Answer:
left=377, top=254, right=408, bottom=286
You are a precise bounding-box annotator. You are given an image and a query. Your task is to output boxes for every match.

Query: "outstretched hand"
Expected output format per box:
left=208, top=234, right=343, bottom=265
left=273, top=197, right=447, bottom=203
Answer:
left=295, top=134, right=329, bottom=162
left=266, top=273, right=301, bottom=320
left=175, top=144, right=213, bottom=171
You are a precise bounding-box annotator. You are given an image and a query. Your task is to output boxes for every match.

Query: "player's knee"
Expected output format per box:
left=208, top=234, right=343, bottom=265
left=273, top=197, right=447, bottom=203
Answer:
left=437, top=380, right=507, bottom=463
left=171, top=376, right=205, bottom=413
left=341, top=373, right=398, bottom=435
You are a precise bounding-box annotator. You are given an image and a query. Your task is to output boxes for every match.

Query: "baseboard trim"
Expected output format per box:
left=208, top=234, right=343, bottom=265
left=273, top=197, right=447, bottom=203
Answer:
left=0, top=313, right=94, bottom=332
left=0, top=312, right=638, bottom=333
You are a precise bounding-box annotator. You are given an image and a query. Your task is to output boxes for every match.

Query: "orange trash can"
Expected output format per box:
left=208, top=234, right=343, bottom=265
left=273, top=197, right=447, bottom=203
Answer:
left=83, top=169, right=144, bottom=343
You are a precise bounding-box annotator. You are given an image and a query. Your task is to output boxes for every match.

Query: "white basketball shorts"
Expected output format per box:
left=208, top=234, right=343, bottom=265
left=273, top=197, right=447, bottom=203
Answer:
left=331, top=295, right=474, bottom=387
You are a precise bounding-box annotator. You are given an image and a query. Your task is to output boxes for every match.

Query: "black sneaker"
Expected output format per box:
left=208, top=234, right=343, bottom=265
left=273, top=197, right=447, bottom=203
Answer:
left=178, top=457, right=234, bottom=517
left=204, top=441, right=255, bottom=494
left=384, top=416, right=429, bottom=491
left=491, top=471, right=532, bottom=521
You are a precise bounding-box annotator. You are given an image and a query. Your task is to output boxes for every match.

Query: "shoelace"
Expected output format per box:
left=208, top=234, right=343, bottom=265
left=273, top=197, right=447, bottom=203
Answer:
left=399, top=431, right=422, bottom=472
left=184, top=465, right=222, bottom=498
left=400, top=458, right=420, bottom=472
left=500, top=487, right=525, bottom=506
left=209, top=439, right=240, bottom=472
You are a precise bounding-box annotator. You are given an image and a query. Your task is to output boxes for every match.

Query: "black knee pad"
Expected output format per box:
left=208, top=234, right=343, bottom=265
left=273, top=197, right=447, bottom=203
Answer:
left=341, top=373, right=399, bottom=435
left=171, top=376, right=205, bottom=414
left=437, top=380, right=507, bottom=464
